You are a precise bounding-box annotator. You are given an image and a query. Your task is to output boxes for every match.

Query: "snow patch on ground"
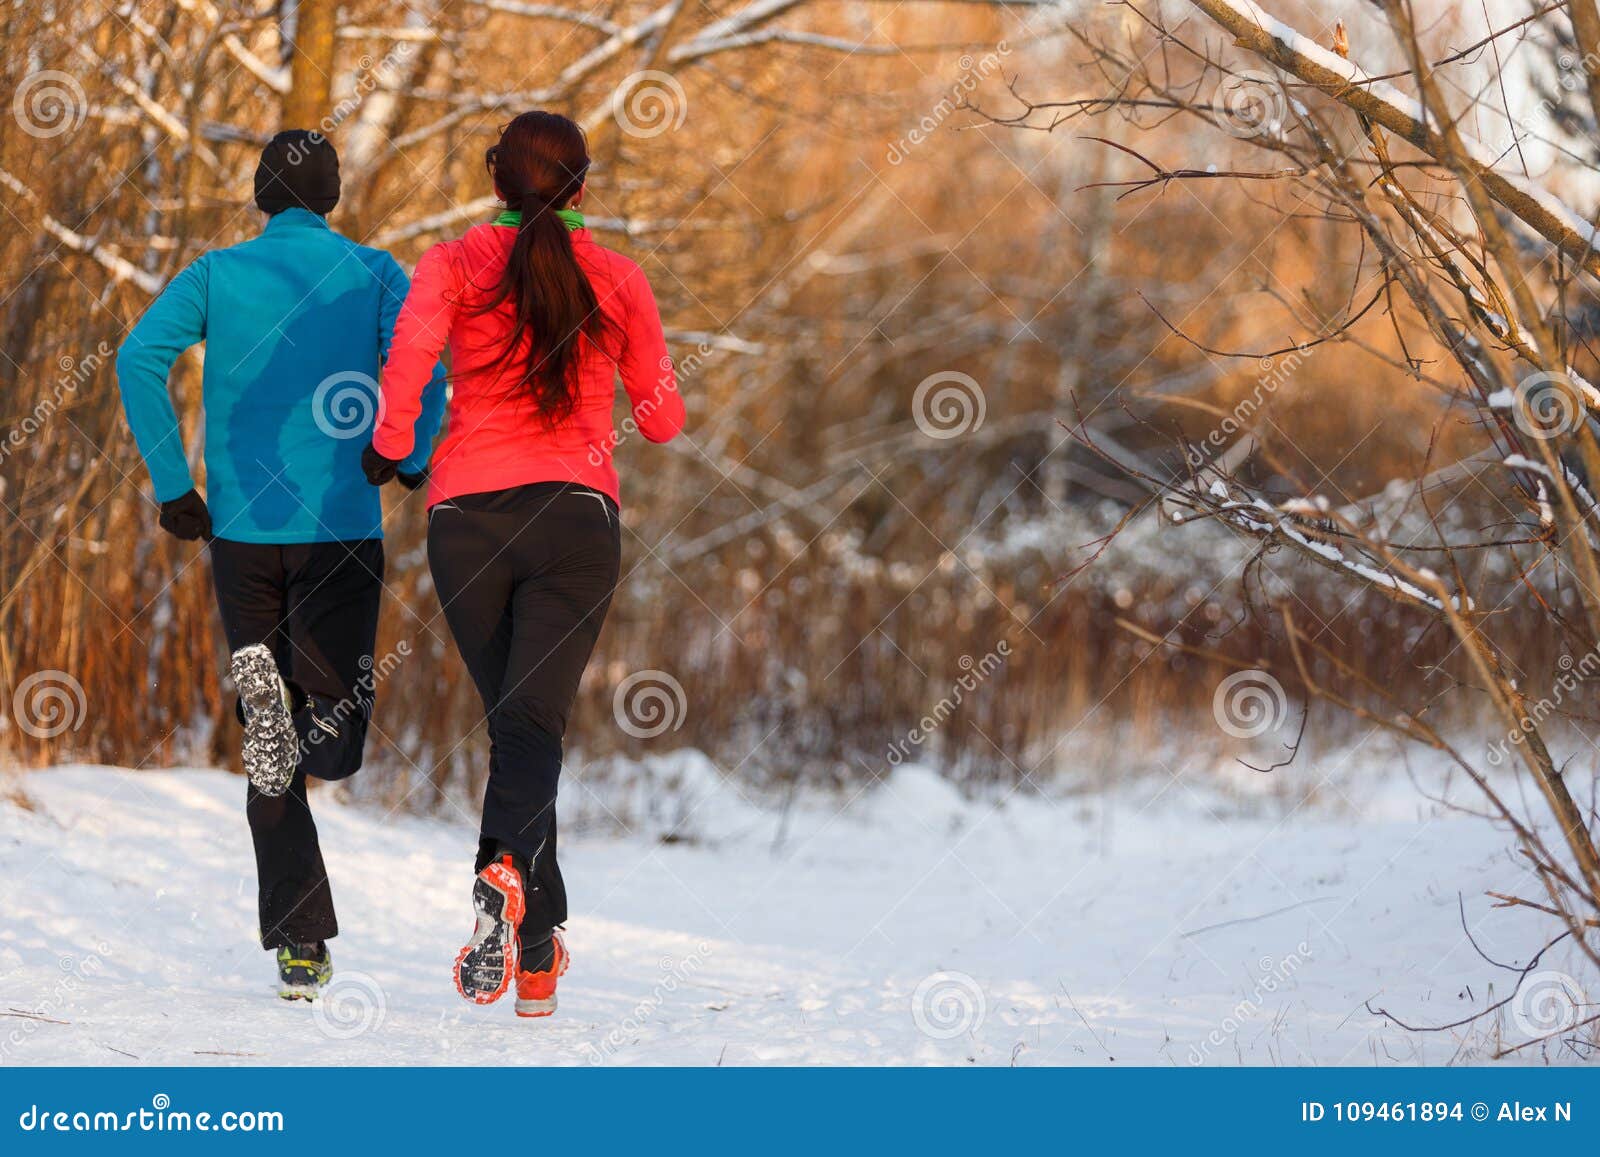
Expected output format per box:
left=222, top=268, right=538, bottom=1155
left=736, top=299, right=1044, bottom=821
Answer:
left=0, top=760, right=1590, bottom=1066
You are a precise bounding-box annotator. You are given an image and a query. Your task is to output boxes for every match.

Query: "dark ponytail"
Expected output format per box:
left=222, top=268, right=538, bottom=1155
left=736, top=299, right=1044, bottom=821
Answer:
left=479, top=112, right=607, bottom=424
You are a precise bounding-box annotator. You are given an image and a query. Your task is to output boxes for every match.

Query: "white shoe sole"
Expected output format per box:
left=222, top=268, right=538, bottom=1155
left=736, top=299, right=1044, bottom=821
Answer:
left=231, top=644, right=298, bottom=797
left=514, top=994, right=557, bottom=1017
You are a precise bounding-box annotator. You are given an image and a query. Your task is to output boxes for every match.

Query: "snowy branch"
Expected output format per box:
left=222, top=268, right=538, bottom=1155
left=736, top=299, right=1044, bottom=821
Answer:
left=170, top=0, right=290, bottom=94
left=0, top=168, right=165, bottom=295
left=1188, top=0, right=1600, bottom=276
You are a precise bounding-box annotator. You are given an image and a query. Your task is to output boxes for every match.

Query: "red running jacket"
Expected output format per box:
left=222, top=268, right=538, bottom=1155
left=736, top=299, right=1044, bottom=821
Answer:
left=372, top=223, right=684, bottom=505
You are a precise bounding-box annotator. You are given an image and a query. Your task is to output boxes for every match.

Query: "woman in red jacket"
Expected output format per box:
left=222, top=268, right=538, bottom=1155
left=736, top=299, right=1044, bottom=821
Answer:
left=364, top=111, right=684, bottom=1018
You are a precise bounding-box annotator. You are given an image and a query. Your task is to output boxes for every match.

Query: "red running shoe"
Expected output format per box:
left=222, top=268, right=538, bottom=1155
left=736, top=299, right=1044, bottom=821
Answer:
left=514, top=931, right=569, bottom=1018
left=453, top=856, right=525, bottom=1004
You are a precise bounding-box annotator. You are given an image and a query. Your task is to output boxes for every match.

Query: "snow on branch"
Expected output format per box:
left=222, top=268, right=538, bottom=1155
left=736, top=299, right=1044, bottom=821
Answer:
left=1198, top=485, right=1461, bottom=613
left=337, top=26, right=449, bottom=42
left=466, top=0, right=622, bottom=35
left=1188, top=0, right=1600, bottom=276
left=1068, top=419, right=1467, bottom=615
left=665, top=330, right=766, bottom=354
left=171, top=0, right=290, bottom=94
left=0, top=168, right=165, bottom=295
left=71, top=43, right=220, bottom=171
left=671, top=0, right=1053, bottom=61
left=367, top=196, right=679, bottom=247
left=667, top=29, right=902, bottom=59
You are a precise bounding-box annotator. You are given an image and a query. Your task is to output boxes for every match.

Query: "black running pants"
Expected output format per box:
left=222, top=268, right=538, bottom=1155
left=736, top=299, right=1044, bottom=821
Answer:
left=426, top=482, right=621, bottom=937
left=209, top=536, right=384, bottom=949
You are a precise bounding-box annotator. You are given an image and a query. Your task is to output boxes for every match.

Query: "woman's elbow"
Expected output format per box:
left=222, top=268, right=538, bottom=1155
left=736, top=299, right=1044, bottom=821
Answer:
left=638, top=392, right=685, bottom=443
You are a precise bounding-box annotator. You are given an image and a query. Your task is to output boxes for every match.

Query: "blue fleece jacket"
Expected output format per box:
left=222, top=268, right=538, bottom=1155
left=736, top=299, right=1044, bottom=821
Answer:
left=115, top=209, right=447, bottom=543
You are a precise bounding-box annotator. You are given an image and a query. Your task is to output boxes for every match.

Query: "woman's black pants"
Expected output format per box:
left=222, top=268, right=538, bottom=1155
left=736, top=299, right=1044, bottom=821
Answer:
left=426, top=482, right=620, bottom=939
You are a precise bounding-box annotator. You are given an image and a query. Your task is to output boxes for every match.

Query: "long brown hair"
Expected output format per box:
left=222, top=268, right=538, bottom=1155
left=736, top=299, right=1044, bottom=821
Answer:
left=479, top=111, right=606, bottom=423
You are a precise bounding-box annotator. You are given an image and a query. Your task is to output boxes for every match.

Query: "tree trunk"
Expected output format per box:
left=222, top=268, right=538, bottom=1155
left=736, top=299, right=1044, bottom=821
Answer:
left=282, top=0, right=338, bottom=131
left=1565, top=1, right=1600, bottom=139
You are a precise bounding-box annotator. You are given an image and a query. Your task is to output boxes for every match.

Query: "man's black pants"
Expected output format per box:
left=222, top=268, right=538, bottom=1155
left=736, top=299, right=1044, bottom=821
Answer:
left=209, top=537, right=384, bottom=950
left=427, top=482, right=620, bottom=941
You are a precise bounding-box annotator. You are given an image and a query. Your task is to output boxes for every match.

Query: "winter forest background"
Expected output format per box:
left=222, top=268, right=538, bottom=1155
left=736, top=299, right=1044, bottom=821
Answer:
left=5, top=0, right=1600, bottom=1062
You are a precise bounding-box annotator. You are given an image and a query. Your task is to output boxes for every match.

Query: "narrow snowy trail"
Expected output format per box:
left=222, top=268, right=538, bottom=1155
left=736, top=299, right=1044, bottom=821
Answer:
left=0, top=762, right=1576, bottom=1065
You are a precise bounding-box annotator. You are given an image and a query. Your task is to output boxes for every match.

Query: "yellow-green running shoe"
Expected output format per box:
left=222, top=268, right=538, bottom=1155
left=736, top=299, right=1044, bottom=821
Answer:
left=276, top=943, right=332, bottom=1000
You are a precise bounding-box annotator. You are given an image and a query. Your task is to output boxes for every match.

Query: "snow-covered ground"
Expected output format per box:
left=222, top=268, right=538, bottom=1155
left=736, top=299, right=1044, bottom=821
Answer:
left=0, top=754, right=1591, bottom=1066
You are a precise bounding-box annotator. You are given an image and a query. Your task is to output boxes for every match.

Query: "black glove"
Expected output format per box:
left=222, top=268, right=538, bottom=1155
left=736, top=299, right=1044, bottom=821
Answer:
left=158, top=489, right=212, bottom=541
left=362, top=442, right=400, bottom=486
left=397, top=467, right=428, bottom=492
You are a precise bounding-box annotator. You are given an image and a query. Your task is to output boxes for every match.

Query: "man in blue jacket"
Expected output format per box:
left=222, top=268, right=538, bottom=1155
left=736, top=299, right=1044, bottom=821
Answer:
left=116, top=130, right=446, bottom=1000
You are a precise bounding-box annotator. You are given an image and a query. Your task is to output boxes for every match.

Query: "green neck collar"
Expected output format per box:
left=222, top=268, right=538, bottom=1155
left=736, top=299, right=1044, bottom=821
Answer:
left=493, top=208, right=585, bottom=231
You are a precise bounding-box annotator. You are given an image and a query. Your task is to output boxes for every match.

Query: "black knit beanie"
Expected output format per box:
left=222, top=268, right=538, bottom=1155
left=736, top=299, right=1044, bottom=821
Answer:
left=254, top=130, right=340, bottom=215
